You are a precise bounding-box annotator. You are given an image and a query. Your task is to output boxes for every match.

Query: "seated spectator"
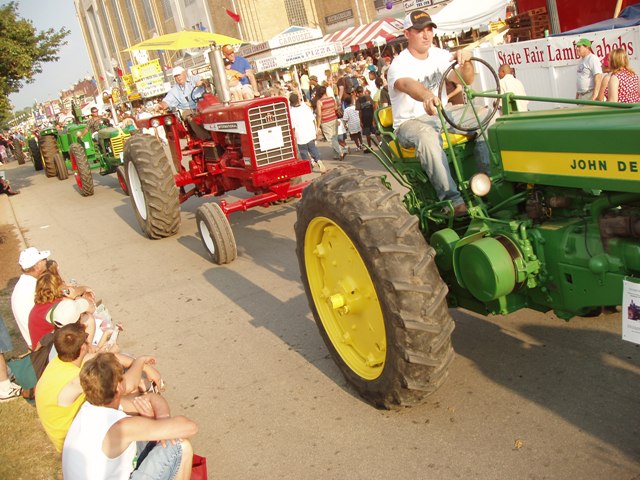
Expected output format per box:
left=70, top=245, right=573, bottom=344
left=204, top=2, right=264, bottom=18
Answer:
left=63, top=352, right=196, bottom=480
left=0, top=176, right=19, bottom=195
left=37, top=323, right=163, bottom=452
left=28, top=271, right=95, bottom=350
left=0, top=314, right=22, bottom=401
left=11, top=247, right=49, bottom=347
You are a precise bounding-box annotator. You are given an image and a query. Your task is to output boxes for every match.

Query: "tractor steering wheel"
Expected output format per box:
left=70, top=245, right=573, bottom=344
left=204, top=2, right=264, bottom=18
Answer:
left=437, top=57, right=501, bottom=132
left=190, top=85, right=206, bottom=104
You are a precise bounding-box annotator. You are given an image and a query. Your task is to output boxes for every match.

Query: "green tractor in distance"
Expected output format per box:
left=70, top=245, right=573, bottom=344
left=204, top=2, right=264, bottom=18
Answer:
left=39, top=126, right=70, bottom=180
left=38, top=104, right=132, bottom=196
left=295, top=58, right=640, bottom=409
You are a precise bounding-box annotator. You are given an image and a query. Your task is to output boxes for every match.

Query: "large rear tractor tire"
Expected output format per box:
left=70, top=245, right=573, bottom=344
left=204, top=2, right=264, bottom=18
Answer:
left=29, top=138, right=44, bottom=171
left=40, top=135, right=58, bottom=178
left=54, top=153, right=69, bottom=180
left=13, top=144, right=25, bottom=165
left=295, top=166, right=455, bottom=408
left=69, top=143, right=94, bottom=196
left=196, top=203, right=237, bottom=265
left=124, top=135, right=180, bottom=239
left=116, top=165, right=129, bottom=196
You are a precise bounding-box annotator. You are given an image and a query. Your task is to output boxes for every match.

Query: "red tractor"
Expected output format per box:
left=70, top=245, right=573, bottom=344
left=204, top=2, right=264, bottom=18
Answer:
left=124, top=46, right=311, bottom=264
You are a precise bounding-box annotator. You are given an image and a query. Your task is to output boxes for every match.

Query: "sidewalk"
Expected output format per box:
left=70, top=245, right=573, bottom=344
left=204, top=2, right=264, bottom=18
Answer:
left=0, top=161, right=27, bottom=251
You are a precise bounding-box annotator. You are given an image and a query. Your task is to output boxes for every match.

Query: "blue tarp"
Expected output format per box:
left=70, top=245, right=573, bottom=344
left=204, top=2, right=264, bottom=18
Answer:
left=559, top=3, right=640, bottom=34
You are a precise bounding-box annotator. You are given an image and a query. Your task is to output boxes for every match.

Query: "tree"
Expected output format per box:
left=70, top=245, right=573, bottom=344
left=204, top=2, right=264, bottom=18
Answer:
left=0, top=2, right=69, bottom=123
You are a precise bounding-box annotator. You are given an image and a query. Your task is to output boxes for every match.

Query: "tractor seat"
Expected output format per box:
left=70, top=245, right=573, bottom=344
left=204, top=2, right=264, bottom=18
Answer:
left=376, top=107, right=470, bottom=158
left=97, top=127, right=120, bottom=140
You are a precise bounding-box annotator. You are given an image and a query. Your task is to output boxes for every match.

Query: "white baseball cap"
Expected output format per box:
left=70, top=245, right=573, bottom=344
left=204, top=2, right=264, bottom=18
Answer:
left=172, top=66, right=186, bottom=76
left=18, top=247, right=50, bottom=269
left=47, top=298, right=91, bottom=327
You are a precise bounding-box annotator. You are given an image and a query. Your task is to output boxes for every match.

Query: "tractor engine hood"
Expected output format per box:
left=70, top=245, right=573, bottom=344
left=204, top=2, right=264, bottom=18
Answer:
left=489, top=106, right=640, bottom=194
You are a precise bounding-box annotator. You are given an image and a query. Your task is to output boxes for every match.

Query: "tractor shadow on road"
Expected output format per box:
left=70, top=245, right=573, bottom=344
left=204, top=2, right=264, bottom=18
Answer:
left=3, top=162, right=40, bottom=191
left=451, top=308, right=640, bottom=461
left=195, top=206, right=365, bottom=402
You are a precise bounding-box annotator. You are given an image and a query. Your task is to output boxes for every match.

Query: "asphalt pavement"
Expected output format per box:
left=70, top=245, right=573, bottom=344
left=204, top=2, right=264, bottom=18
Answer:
left=1, top=144, right=639, bottom=479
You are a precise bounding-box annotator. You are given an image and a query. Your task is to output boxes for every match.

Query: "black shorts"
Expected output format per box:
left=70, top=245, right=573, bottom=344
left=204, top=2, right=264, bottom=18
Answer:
left=362, top=123, right=378, bottom=136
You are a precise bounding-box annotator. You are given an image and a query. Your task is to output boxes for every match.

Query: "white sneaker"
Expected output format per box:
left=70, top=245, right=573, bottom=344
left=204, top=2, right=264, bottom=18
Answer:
left=0, top=385, right=22, bottom=402
left=316, top=160, right=327, bottom=173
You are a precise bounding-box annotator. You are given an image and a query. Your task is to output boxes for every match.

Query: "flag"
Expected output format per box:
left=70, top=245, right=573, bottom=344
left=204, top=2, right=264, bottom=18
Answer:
left=225, top=9, right=240, bottom=23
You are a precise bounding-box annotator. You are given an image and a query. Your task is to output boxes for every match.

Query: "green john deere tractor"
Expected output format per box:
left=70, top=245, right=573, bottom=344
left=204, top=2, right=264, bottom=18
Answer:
left=38, top=104, right=132, bottom=196
left=295, top=58, right=640, bottom=408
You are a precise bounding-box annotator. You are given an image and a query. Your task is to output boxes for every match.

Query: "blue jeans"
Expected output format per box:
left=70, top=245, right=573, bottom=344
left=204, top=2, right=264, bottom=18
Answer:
left=396, top=115, right=462, bottom=206
left=297, top=140, right=319, bottom=162
left=131, top=440, right=183, bottom=480
left=0, top=315, right=12, bottom=353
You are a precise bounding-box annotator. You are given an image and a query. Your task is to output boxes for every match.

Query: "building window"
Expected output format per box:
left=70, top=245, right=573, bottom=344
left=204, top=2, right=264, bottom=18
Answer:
left=125, top=0, right=140, bottom=41
left=161, top=0, right=173, bottom=19
left=97, top=1, right=117, bottom=54
left=142, top=0, right=156, bottom=31
left=111, top=0, right=127, bottom=45
left=284, top=0, right=308, bottom=26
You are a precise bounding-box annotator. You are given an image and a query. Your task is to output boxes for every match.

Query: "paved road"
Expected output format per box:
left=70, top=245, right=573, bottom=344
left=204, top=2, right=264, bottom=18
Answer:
left=2, top=148, right=639, bottom=479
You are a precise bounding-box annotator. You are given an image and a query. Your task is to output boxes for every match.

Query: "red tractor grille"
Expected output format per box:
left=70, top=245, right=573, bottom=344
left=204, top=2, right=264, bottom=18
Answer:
left=248, top=101, right=295, bottom=167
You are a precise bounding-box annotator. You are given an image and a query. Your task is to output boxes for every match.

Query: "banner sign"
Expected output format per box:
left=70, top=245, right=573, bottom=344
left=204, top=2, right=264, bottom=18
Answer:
left=131, top=59, right=163, bottom=82
left=326, top=9, right=353, bottom=25
left=494, top=28, right=636, bottom=70
left=253, top=43, right=341, bottom=72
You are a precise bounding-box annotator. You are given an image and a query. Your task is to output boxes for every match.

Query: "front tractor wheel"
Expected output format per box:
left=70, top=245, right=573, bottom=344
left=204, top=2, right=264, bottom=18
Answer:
left=29, top=138, right=44, bottom=171
left=40, top=135, right=58, bottom=178
left=54, top=153, right=69, bottom=180
left=69, top=143, right=94, bottom=196
left=116, top=165, right=129, bottom=196
left=124, top=135, right=180, bottom=239
left=295, top=166, right=455, bottom=408
left=196, top=203, right=237, bottom=265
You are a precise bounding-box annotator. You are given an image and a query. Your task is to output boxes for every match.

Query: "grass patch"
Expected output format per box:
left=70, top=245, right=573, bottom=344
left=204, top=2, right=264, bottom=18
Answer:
left=0, top=223, right=61, bottom=478
left=0, top=400, right=61, bottom=479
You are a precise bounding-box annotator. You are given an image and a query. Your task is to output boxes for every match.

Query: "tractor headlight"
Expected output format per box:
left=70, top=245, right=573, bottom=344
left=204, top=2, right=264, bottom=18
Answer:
left=470, top=173, right=492, bottom=197
left=164, top=116, right=173, bottom=126
left=151, top=119, right=160, bottom=128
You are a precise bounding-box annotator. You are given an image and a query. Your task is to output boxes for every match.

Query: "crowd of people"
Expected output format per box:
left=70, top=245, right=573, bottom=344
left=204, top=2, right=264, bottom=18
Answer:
left=2, top=246, right=197, bottom=479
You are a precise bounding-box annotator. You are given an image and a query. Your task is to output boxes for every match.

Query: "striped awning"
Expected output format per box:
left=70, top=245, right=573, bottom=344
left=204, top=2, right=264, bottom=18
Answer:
left=323, top=18, right=404, bottom=52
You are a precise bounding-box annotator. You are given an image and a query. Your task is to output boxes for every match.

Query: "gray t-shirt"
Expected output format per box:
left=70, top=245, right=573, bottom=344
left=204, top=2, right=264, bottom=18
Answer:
left=576, top=53, right=602, bottom=93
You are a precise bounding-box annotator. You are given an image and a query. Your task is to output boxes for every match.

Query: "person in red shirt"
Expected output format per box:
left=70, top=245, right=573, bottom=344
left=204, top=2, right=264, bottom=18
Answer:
left=28, top=271, right=95, bottom=350
left=604, top=48, right=640, bottom=103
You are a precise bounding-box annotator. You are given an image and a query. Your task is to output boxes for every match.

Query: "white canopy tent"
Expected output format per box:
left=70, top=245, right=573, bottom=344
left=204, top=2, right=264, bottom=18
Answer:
left=431, top=0, right=510, bottom=35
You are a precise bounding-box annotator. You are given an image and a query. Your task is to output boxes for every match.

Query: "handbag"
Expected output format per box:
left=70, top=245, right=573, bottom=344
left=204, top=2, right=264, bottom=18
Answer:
left=191, top=454, right=208, bottom=480
left=8, top=354, right=38, bottom=391
left=8, top=334, right=54, bottom=395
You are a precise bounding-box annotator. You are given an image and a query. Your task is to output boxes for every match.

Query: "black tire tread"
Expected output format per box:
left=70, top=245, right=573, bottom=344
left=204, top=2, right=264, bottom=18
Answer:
left=54, top=153, right=69, bottom=180
left=29, top=138, right=43, bottom=171
left=295, top=165, right=455, bottom=408
left=40, top=135, right=58, bottom=178
left=124, top=135, right=180, bottom=239
left=70, top=143, right=94, bottom=196
left=196, top=203, right=237, bottom=265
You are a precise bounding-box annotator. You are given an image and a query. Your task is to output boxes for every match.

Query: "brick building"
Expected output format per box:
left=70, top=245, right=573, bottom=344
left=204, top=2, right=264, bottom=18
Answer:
left=73, top=0, right=413, bottom=93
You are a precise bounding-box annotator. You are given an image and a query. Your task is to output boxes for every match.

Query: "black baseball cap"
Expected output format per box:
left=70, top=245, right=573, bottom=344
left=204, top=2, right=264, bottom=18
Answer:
left=403, top=10, right=437, bottom=30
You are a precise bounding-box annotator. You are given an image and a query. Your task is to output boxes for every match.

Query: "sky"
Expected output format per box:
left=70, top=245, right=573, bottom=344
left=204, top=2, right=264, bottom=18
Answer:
left=7, top=0, right=93, bottom=111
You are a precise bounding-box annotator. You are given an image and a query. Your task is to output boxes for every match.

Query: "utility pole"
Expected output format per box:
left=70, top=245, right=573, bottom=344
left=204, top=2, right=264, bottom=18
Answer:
left=546, top=0, right=561, bottom=34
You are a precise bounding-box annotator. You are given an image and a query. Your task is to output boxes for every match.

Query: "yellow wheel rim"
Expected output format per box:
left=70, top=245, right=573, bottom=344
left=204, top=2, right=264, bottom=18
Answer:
left=304, top=216, right=386, bottom=380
